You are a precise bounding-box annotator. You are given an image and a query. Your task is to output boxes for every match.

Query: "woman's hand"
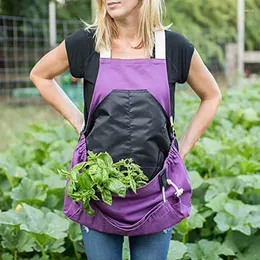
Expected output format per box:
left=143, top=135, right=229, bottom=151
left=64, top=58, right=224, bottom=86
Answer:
left=29, top=41, right=83, bottom=133
left=75, top=115, right=85, bottom=135
left=178, top=142, right=189, bottom=161
left=179, top=48, right=222, bottom=157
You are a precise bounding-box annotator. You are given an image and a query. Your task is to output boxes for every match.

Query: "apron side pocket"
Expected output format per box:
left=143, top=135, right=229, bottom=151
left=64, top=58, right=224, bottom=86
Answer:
left=65, top=199, right=82, bottom=219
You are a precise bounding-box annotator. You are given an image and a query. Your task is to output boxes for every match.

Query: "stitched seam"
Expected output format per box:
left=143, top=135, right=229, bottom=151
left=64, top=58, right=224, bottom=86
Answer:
left=128, top=90, right=132, bottom=158
left=82, top=50, right=97, bottom=78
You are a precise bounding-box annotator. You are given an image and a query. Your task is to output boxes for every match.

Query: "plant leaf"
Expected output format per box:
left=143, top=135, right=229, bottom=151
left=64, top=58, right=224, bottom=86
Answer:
left=101, top=189, right=112, bottom=205
left=105, top=178, right=126, bottom=197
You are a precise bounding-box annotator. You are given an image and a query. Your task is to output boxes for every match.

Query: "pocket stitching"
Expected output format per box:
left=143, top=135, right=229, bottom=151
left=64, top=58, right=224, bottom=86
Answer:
left=67, top=200, right=82, bottom=219
left=98, top=200, right=168, bottom=232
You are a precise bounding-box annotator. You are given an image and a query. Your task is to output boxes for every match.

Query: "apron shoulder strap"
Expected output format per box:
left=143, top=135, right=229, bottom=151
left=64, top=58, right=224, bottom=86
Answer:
left=154, top=29, right=166, bottom=59
left=100, top=29, right=166, bottom=59
left=100, top=43, right=111, bottom=58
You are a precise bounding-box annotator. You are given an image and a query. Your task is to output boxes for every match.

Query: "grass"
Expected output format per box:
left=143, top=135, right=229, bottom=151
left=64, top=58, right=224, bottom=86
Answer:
left=0, top=76, right=234, bottom=153
left=0, top=103, right=65, bottom=152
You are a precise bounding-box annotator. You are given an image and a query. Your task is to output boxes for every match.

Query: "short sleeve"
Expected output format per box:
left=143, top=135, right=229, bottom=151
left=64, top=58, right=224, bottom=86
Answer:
left=166, top=30, right=195, bottom=84
left=65, top=28, right=92, bottom=78
left=176, top=35, right=195, bottom=84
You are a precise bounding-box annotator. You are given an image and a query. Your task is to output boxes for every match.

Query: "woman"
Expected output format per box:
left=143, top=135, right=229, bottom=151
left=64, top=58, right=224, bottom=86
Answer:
left=30, top=0, right=222, bottom=259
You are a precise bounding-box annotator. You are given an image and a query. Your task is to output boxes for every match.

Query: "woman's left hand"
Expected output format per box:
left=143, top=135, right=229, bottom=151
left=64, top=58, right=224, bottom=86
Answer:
left=178, top=142, right=189, bottom=161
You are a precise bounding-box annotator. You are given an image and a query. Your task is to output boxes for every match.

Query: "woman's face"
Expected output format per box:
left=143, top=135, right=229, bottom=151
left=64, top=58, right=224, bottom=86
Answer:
left=105, top=0, right=141, bottom=20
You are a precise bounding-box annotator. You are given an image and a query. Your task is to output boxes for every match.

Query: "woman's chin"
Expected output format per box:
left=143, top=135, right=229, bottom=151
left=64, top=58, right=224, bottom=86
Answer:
left=108, top=11, right=129, bottom=20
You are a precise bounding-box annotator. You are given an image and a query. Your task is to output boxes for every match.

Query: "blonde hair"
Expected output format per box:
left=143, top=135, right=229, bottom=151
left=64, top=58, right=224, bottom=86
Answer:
left=81, top=0, right=172, bottom=58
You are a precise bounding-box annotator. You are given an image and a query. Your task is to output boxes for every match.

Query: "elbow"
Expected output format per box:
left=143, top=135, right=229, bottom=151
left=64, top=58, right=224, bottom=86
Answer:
left=29, top=67, right=37, bottom=82
left=216, top=88, right=222, bottom=106
left=29, top=67, right=54, bottom=83
left=211, top=90, right=222, bottom=107
left=29, top=67, right=45, bottom=85
left=201, top=88, right=222, bottom=106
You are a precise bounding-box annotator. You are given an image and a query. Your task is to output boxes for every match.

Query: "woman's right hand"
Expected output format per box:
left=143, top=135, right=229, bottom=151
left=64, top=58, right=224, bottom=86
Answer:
left=76, top=117, right=85, bottom=135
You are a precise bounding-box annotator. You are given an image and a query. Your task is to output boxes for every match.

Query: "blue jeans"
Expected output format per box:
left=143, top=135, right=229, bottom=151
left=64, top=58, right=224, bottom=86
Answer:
left=80, top=224, right=173, bottom=260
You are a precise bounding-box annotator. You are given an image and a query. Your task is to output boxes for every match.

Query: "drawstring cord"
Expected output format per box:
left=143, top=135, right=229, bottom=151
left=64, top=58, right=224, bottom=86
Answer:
left=160, top=118, right=183, bottom=202
left=170, top=116, right=176, bottom=137
left=161, top=180, right=184, bottom=203
left=166, top=179, right=184, bottom=197
left=162, top=186, right=166, bottom=203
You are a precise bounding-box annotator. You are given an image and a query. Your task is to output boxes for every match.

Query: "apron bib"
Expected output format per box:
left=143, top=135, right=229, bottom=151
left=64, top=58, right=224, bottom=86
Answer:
left=63, top=29, right=192, bottom=236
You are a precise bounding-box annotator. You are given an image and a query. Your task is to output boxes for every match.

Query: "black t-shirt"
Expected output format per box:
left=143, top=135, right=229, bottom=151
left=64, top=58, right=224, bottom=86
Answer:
left=65, top=27, right=194, bottom=124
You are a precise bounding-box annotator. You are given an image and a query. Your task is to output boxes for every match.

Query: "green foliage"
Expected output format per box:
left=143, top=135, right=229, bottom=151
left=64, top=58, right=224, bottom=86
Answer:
left=167, top=83, right=260, bottom=259
left=58, top=151, right=148, bottom=216
left=0, top=0, right=91, bottom=21
left=0, top=83, right=259, bottom=259
left=165, top=0, right=260, bottom=65
left=56, top=0, right=92, bottom=21
left=0, top=0, right=49, bottom=18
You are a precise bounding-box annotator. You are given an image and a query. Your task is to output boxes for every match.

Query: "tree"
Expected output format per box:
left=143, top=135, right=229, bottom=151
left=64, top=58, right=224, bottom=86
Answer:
left=0, top=0, right=91, bottom=21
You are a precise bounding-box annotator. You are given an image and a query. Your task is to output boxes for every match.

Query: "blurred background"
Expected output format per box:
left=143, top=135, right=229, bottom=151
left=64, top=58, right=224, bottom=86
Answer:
left=0, top=1, right=260, bottom=260
left=0, top=0, right=259, bottom=151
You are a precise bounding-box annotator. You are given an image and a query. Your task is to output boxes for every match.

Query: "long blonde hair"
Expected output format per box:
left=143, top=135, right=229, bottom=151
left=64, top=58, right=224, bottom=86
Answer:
left=81, top=0, right=172, bottom=58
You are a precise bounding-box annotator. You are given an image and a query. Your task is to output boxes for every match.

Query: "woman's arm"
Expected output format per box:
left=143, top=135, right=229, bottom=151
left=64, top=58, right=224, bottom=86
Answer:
left=29, top=41, right=84, bottom=134
left=178, top=48, right=222, bottom=160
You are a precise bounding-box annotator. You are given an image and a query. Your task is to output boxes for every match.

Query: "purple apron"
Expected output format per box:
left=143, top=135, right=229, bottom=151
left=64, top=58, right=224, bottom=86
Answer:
left=63, top=29, right=192, bottom=236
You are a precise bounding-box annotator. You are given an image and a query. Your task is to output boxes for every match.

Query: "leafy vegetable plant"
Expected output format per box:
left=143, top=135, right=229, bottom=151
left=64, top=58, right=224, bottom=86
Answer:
left=58, top=150, right=149, bottom=216
left=0, top=82, right=259, bottom=259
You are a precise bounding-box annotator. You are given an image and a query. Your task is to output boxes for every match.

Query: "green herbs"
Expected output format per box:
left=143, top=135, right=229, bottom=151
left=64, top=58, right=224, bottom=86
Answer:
left=58, top=150, right=149, bottom=216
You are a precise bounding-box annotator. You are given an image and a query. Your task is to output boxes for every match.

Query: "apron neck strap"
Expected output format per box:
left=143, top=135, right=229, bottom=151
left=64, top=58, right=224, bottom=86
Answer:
left=100, top=29, right=166, bottom=59
left=154, top=29, right=165, bottom=59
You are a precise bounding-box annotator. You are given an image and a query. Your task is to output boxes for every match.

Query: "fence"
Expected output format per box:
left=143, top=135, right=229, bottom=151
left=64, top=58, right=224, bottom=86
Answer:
left=0, top=15, right=242, bottom=104
left=0, top=15, right=83, bottom=104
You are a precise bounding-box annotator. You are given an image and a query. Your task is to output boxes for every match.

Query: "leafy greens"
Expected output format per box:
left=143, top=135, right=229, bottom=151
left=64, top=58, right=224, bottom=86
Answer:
left=58, top=150, right=149, bottom=216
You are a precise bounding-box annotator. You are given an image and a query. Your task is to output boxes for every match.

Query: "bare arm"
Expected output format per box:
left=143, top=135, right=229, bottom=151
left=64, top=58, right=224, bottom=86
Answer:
left=29, top=41, right=84, bottom=134
left=179, top=48, right=222, bottom=160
